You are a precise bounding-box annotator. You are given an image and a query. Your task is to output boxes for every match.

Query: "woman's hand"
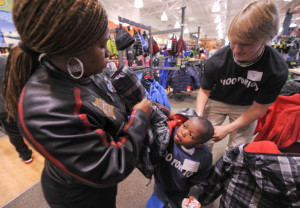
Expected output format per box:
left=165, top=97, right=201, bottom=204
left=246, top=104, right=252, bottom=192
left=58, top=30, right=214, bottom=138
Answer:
left=133, top=98, right=152, bottom=116
left=168, top=111, right=181, bottom=123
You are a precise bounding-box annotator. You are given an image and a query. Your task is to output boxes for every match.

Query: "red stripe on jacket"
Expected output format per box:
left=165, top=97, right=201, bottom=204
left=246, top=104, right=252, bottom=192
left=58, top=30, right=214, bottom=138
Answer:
left=73, top=87, right=91, bottom=132
left=19, top=87, right=109, bottom=187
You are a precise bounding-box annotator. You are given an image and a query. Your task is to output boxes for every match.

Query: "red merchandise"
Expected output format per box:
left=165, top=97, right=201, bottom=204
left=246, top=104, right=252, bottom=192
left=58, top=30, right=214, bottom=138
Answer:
left=254, top=94, right=300, bottom=149
left=244, top=141, right=283, bottom=154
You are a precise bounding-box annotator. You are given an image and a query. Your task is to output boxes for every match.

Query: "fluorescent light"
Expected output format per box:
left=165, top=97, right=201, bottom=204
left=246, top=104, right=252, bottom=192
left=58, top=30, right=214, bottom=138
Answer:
left=161, top=12, right=168, bottom=21
left=214, top=15, right=221, bottom=24
left=174, top=22, right=180, bottom=29
left=212, top=1, right=220, bottom=13
left=134, top=0, right=143, bottom=8
left=184, top=27, right=189, bottom=34
left=225, top=36, right=229, bottom=45
left=216, top=23, right=222, bottom=30
left=283, top=0, right=293, bottom=2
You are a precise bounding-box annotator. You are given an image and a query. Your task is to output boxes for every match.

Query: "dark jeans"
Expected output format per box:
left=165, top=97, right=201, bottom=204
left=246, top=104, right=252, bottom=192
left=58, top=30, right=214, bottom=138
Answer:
left=41, top=162, right=117, bottom=208
left=154, top=183, right=183, bottom=208
left=0, top=112, right=32, bottom=160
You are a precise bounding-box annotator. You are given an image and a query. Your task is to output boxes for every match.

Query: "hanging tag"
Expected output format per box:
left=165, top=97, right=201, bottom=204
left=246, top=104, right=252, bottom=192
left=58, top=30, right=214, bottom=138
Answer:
left=167, top=40, right=172, bottom=50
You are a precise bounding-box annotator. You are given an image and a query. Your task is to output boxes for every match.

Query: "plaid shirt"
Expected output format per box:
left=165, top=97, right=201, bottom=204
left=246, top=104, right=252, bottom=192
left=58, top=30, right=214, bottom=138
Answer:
left=200, top=145, right=300, bottom=208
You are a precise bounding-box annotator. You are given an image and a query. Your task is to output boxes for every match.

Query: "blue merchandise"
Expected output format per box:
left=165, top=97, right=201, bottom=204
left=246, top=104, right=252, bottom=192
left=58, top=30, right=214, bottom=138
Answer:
left=166, top=67, right=200, bottom=92
left=143, top=79, right=171, bottom=110
left=140, top=34, right=148, bottom=51
left=159, top=69, right=169, bottom=89
left=146, top=193, right=164, bottom=208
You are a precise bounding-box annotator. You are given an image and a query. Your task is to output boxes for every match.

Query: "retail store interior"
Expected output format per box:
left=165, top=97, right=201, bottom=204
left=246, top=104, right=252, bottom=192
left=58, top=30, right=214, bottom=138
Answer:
left=0, top=0, right=300, bottom=207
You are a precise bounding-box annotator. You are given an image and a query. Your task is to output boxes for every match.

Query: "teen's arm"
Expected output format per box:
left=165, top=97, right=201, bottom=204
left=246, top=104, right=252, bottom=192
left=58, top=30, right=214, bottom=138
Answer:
left=196, top=88, right=211, bottom=117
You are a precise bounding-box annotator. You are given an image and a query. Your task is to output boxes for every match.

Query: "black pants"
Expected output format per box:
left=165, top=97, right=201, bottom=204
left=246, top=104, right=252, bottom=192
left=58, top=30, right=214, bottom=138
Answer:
left=0, top=112, right=32, bottom=160
left=41, top=162, right=117, bottom=208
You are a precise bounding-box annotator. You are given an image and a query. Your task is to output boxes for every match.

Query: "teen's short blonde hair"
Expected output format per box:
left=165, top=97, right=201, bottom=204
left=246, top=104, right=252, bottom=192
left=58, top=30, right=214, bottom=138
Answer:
left=228, top=0, right=279, bottom=44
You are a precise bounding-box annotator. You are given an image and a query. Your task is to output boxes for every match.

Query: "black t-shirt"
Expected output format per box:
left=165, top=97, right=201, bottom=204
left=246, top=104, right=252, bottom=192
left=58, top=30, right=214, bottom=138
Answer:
left=201, top=45, right=288, bottom=105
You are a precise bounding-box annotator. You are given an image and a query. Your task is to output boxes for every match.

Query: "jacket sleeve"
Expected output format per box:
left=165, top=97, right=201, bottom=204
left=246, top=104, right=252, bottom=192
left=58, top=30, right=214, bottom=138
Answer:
left=18, top=85, right=150, bottom=187
left=188, top=152, right=212, bottom=200
left=152, top=102, right=171, bottom=117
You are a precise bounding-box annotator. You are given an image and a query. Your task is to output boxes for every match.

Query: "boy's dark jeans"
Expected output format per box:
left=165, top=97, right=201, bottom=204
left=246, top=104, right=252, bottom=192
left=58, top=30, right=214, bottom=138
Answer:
left=0, top=112, right=32, bottom=161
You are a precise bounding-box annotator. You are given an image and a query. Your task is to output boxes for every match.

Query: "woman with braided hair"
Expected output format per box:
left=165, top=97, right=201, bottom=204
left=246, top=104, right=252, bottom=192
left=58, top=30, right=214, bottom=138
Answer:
left=3, top=0, right=152, bottom=207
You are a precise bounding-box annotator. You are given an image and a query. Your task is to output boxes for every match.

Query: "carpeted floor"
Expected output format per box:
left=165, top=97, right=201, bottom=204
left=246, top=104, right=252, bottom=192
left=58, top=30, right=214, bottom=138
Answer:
left=1, top=181, right=49, bottom=208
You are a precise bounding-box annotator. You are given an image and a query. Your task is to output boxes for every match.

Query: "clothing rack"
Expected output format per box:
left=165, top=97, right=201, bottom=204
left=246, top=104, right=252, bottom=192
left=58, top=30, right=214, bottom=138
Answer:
left=118, top=16, right=153, bottom=77
left=154, top=66, right=180, bottom=71
left=152, top=29, right=181, bottom=35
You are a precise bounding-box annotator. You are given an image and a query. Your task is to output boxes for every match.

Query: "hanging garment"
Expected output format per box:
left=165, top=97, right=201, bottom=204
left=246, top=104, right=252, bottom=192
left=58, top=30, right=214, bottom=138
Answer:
left=177, top=36, right=186, bottom=53
left=107, top=38, right=118, bottom=57
left=152, top=38, right=160, bottom=55
left=140, top=33, right=148, bottom=52
left=126, top=44, right=135, bottom=61
left=143, top=31, right=150, bottom=52
left=159, top=70, right=169, bottom=89
left=153, top=80, right=171, bottom=110
left=115, top=26, right=135, bottom=50
left=133, top=30, right=144, bottom=56
left=142, top=79, right=171, bottom=110
left=170, top=35, right=178, bottom=55
left=166, top=67, right=200, bottom=93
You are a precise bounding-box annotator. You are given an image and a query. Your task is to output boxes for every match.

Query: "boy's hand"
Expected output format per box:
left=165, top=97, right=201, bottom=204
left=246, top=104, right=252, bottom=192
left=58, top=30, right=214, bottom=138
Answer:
left=181, top=196, right=201, bottom=208
left=133, top=98, right=152, bottom=116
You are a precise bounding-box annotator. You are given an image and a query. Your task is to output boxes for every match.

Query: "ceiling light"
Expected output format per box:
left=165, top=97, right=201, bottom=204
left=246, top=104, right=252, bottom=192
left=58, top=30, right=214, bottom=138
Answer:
left=134, top=0, right=143, bottom=8
left=216, top=24, right=222, bottom=30
left=214, top=15, right=221, bottom=24
left=184, top=27, right=189, bottom=34
left=212, top=1, right=220, bottom=13
left=225, top=36, right=229, bottom=45
left=174, top=22, right=181, bottom=29
left=161, top=12, right=168, bottom=21
left=219, top=34, right=224, bottom=39
left=283, top=0, right=293, bottom=2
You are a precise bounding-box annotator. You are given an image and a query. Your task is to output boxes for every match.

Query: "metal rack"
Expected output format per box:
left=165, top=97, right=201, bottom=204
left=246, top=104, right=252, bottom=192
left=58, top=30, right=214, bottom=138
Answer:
left=117, top=16, right=153, bottom=77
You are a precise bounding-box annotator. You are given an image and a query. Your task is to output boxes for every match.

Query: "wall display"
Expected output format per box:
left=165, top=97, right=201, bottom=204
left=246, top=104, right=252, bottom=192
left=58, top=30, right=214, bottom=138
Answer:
left=0, top=0, right=19, bottom=46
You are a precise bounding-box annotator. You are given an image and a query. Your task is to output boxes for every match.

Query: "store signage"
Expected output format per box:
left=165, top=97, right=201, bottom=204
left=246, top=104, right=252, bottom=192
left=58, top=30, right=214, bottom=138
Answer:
left=0, top=0, right=12, bottom=12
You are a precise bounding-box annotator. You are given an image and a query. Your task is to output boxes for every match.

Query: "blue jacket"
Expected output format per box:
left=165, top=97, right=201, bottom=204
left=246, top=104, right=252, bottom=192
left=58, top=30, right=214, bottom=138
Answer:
left=144, top=79, right=171, bottom=110
left=166, top=68, right=200, bottom=92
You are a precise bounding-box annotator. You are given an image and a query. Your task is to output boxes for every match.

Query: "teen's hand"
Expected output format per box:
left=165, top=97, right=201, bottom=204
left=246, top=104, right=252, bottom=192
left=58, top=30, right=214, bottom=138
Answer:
left=133, top=98, right=152, bottom=116
left=212, top=125, right=231, bottom=142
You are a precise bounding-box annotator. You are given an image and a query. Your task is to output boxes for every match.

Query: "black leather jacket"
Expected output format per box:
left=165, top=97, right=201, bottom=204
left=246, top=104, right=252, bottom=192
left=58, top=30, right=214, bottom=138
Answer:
left=17, top=57, right=150, bottom=187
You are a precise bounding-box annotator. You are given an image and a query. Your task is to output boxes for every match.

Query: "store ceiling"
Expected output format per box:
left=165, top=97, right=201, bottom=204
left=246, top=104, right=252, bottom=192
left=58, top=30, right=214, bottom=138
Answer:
left=101, top=0, right=300, bottom=39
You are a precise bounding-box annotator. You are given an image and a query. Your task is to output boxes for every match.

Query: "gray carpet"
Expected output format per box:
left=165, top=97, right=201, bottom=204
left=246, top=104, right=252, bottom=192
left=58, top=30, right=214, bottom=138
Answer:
left=1, top=181, right=49, bottom=208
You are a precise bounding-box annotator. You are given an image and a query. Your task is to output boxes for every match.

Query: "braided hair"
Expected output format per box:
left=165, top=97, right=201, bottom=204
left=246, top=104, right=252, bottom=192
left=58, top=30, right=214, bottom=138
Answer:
left=2, top=0, right=108, bottom=120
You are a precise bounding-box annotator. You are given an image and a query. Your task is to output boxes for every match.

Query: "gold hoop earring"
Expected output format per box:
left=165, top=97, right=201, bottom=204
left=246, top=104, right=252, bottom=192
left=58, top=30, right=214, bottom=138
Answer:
left=67, top=57, right=84, bottom=79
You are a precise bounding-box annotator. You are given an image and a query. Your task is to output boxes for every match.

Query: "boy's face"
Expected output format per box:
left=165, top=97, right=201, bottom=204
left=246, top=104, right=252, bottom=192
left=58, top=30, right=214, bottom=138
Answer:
left=174, top=118, right=203, bottom=149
